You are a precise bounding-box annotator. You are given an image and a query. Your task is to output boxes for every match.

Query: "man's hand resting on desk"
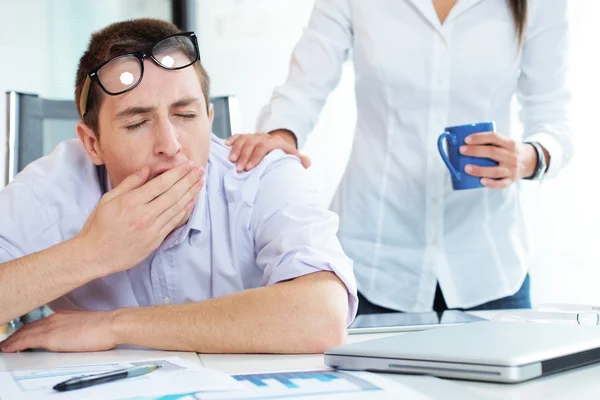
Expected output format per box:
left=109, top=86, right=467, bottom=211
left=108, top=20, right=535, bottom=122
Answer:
left=0, top=311, right=117, bottom=352
left=78, top=160, right=204, bottom=275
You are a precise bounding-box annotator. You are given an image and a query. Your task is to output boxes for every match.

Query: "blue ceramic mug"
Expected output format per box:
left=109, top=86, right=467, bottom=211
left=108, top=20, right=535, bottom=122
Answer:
left=437, top=121, right=499, bottom=190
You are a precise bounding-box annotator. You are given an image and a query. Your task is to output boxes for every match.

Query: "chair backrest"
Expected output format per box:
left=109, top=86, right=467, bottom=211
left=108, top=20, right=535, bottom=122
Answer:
left=5, top=91, right=240, bottom=183
left=211, top=95, right=240, bottom=140
left=5, top=91, right=79, bottom=184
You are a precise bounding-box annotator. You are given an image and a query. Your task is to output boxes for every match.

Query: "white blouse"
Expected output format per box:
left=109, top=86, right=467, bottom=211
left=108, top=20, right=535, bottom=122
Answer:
left=257, top=0, right=572, bottom=311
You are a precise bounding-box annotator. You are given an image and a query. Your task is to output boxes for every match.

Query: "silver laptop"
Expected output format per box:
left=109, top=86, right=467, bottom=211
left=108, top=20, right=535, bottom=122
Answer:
left=325, top=321, right=600, bottom=383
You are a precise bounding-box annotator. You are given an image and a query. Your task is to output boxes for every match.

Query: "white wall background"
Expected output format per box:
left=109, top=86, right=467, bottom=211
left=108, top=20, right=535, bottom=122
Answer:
left=523, top=1, right=600, bottom=306
left=196, top=0, right=356, bottom=206
left=0, top=0, right=598, bottom=307
left=0, top=0, right=171, bottom=187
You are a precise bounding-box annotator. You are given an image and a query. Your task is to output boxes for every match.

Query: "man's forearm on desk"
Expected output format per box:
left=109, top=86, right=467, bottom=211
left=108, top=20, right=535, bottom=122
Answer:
left=111, top=271, right=349, bottom=354
left=0, top=237, right=105, bottom=325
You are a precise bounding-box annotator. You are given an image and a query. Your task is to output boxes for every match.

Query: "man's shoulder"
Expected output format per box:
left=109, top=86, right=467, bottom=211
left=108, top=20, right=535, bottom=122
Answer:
left=209, top=135, right=308, bottom=204
left=6, top=139, right=102, bottom=216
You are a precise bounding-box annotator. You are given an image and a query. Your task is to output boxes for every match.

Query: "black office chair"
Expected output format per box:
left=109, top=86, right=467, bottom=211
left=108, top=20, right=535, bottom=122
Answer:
left=210, top=95, right=240, bottom=141
left=5, top=91, right=240, bottom=183
left=4, top=91, right=239, bottom=328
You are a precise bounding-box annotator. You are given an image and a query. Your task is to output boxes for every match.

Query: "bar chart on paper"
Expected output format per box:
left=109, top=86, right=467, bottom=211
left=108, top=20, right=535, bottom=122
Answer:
left=186, top=369, right=433, bottom=399
left=233, top=370, right=379, bottom=391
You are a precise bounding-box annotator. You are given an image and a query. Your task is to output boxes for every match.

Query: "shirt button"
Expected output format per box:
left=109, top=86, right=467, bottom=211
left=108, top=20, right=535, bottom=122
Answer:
left=163, top=297, right=171, bottom=305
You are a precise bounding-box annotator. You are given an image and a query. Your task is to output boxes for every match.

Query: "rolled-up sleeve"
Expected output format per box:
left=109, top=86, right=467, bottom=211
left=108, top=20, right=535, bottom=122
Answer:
left=250, top=153, right=358, bottom=324
left=0, top=248, right=14, bottom=265
left=519, top=0, right=572, bottom=179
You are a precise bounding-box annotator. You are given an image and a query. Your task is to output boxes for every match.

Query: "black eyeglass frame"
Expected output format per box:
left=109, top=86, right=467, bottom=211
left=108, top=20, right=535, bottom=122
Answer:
left=78, top=31, right=200, bottom=117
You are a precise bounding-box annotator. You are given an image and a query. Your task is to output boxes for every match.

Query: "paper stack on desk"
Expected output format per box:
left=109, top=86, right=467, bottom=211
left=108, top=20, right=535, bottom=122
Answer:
left=493, top=303, right=600, bottom=326
left=0, top=356, right=242, bottom=400
left=0, top=357, right=432, bottom=400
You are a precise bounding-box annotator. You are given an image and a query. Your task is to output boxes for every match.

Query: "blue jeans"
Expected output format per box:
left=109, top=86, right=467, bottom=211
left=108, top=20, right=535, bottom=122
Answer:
left=357, top=274, right=531, bottom=314
left=460, top=274, right=531, bottom=311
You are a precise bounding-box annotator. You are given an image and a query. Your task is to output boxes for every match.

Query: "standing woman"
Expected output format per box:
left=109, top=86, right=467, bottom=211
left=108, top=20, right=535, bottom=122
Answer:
left=227, top=0, right=572, bottom=313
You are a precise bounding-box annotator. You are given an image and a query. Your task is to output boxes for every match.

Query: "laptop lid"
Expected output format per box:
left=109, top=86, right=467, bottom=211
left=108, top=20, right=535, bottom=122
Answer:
left=326, top=321, right=600, bottom=383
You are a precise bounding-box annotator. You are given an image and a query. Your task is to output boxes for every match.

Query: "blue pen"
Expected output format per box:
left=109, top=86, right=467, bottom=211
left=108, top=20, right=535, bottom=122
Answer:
left=53, top=364, right=163, bottom=392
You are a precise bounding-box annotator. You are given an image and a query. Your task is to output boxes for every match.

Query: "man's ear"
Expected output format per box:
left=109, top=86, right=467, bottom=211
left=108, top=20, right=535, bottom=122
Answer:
left=76, top=121, right=104, bottom=165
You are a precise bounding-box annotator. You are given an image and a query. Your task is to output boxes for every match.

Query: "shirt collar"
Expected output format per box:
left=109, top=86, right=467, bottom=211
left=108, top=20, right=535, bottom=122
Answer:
left=171, top=173, right=208, bottom=248
left=405, top=0, right=486, bottom=32
left=183, top=160, right=210, bottom=237
left=181, top=184, right=207, bottom=237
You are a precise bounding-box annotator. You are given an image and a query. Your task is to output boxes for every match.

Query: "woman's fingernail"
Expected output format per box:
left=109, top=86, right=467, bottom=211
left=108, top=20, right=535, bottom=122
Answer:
left=465, top=137, right=472, bottom=144
left=229, top=153, right=238, bottom=161
left=465, top=165, right=473, bottom=173
left=460, top=146, right=467, bottom=153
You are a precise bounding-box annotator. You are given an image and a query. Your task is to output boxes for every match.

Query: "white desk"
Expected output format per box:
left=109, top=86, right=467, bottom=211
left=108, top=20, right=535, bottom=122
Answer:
left=2, top=311, right=599, bottom=400
left=198, top=331, right=600, bottom=400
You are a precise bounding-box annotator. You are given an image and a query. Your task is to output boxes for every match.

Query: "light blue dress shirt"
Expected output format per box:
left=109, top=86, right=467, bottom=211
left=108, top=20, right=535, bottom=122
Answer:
left=0, top=137, right=358, bottom=323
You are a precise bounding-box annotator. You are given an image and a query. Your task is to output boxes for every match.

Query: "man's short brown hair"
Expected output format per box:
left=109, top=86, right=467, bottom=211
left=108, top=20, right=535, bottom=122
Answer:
left=75, top=18, right=211, bottom=136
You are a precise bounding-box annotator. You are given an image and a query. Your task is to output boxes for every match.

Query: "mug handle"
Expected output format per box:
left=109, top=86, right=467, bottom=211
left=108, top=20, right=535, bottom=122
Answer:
left=437, top=132, right=461, bottom=181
